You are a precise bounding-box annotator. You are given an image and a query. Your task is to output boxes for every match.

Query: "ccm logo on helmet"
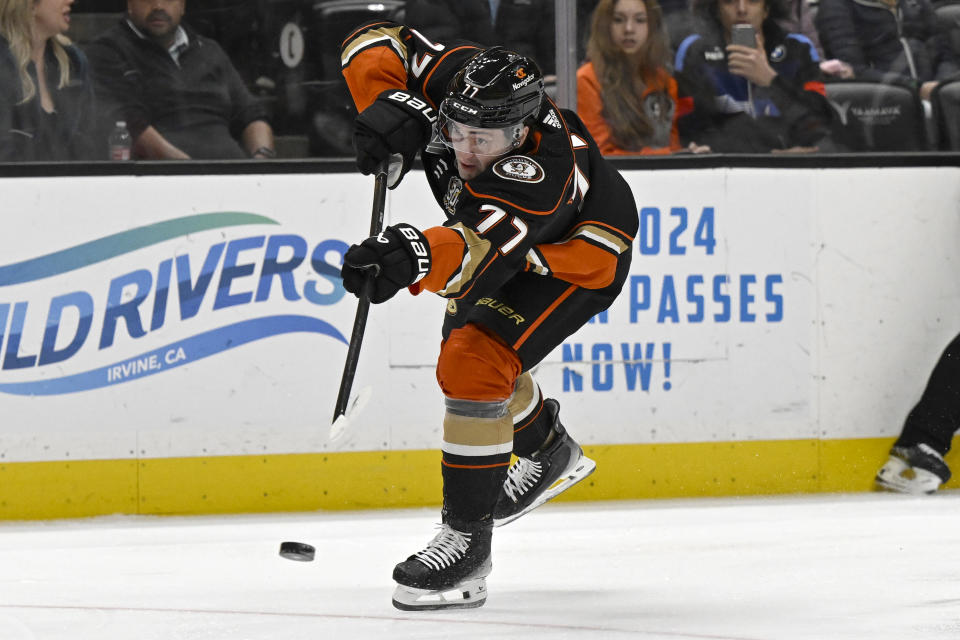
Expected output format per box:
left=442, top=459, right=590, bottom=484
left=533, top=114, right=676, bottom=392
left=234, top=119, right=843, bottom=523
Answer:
left=387, top=91, right=438, bottom=123
left=449, top=100, right=479, bottom=115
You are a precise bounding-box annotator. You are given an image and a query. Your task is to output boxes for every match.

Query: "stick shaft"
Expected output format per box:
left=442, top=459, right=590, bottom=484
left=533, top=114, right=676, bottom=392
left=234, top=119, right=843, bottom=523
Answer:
left=333, top=167, right=388, bottom=422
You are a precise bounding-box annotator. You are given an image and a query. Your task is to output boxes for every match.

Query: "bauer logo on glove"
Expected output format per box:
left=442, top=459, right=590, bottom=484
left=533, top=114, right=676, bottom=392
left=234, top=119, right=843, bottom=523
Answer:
left=385, top=91, right=437, bottom=124
left=354, top=89, right=437, bottom=189
left=342, top=223, right=432, bottom=304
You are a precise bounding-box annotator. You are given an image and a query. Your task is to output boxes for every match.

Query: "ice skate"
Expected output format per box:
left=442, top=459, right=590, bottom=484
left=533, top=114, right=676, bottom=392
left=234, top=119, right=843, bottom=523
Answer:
left=875, top=443, right=951, bottom=495
left=391, top=520, right=493, bottom=611
left=493, top=399, right=596, bottom=527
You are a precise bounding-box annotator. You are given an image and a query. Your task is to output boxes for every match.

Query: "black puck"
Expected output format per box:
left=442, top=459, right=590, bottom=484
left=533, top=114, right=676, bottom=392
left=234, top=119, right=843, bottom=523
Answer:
left=279, top=541, right=315, bottom=562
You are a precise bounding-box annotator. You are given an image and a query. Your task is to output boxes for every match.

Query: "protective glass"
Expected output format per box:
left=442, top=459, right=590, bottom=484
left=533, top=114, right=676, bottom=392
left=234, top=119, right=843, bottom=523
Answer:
left=438, top=113, right=524, bottom=157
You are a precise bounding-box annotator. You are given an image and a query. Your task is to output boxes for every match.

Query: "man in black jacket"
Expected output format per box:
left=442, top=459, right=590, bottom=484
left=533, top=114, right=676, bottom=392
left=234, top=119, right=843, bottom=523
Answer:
left=84, top=0, right=274, bottom=159
left=815, top=0, right=959, bottom=100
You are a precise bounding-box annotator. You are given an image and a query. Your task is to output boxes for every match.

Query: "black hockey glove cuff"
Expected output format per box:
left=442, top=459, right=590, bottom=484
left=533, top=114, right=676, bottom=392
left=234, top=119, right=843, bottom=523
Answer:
left=341, top=223, right=432, bottom=304
left=354, top=89, right=437, bottom=189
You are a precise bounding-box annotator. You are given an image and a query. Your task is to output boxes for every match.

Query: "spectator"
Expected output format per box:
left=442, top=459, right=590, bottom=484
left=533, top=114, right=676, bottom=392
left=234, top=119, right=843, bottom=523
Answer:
left=0, top=0, right=97, bottom=161
left=815, top=0, right=960, bottom=101
left=578, top=0, right=710, bottom=154
left=674, top=0, right=837, bottom=152
left=876, top=331, right=959, bottom=494
left=84, top=0, right=274, bottom=159
left=404, top=0, right=557, bottom=74
left=776, top=0, right=855, bottom=78
left=776, top=0, right=823, bottom=59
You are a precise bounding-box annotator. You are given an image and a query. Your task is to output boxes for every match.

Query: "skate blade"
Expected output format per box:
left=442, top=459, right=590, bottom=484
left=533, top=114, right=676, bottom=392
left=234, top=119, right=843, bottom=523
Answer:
left=391, top=578, right=488, bottom=611
left=875, top=457, right=941, bottom=495
left=494, top=455, right=597, bottom=527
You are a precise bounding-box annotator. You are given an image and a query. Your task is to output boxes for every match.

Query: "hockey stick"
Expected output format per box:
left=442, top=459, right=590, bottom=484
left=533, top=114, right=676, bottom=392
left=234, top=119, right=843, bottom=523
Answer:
left=330, top=156, right=398, bottom=438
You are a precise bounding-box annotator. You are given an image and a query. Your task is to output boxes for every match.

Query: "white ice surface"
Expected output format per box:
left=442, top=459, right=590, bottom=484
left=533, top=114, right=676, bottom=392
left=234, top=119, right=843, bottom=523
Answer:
left=1, top=493, right=958, bottom=640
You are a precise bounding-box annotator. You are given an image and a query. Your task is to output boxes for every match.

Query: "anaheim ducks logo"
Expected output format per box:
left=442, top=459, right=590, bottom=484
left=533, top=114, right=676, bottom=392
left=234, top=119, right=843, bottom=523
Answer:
left=493, top=156, right=544, bottom=183
left=443, top=176, right=463, bottom=215
left=446, top=299, right=458, bottom=315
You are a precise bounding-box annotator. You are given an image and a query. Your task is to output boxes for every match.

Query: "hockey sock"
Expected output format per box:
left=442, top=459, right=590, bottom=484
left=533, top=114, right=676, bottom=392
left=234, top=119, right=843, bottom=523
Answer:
left=508, top=372, right=555, bottom=457
left=441, top=397, right=513, bottom=522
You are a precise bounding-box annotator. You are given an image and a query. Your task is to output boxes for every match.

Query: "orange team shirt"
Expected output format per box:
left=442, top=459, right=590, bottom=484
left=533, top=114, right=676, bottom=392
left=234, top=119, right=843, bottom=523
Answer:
left=576, top=61, right=682, bottom=156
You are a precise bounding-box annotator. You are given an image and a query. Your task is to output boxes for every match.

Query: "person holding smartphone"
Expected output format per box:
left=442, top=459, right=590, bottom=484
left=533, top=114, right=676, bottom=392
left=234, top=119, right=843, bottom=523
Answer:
left=673, top=0, right=839, bottom=152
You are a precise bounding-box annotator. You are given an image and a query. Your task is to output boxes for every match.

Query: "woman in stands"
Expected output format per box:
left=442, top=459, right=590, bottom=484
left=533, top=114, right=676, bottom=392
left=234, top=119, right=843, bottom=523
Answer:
left=0, top=0, right=96, bottom=161
left=577, top=0, right=710, bottom=155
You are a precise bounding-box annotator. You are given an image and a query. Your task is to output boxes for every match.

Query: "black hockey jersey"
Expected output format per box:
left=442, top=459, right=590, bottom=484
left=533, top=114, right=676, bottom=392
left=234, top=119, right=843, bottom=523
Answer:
left=341, top=21, right=638, bottom=306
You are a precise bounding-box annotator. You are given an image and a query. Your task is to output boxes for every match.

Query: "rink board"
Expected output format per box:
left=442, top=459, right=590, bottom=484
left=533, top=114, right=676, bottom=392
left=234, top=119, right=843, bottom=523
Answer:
left=0, top=167, right=958, bottom=518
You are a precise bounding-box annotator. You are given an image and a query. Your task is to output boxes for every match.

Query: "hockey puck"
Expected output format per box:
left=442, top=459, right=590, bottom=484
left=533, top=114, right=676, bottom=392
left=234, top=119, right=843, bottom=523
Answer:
left=279, top=541, right=315, bottom=562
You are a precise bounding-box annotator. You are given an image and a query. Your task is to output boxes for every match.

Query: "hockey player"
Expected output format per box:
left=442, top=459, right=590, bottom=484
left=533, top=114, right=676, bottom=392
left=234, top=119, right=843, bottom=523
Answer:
left=339, top=21, right=639, bottom=610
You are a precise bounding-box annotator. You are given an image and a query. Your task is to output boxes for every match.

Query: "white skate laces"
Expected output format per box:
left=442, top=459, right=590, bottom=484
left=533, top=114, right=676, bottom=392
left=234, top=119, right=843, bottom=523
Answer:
left=503, top=458, right=543, bottom=503
left=413, top=525, right=471, bottom=570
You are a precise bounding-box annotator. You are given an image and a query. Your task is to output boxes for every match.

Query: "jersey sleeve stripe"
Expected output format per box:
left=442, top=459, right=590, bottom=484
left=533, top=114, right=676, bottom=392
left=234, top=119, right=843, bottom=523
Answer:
left=570, top=219, right=635, bottom=243
left=570, top=225, right=631, bottom=254
left=341, top=27, right=409, bottom=70
left=525, top=247, right=549, bottom=275
left=340, top=20, right=392, bottom=48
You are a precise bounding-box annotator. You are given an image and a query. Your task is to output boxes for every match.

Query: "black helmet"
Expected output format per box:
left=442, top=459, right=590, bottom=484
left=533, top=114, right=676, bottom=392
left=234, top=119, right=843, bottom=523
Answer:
left=440, top=47, right=544, bottom=130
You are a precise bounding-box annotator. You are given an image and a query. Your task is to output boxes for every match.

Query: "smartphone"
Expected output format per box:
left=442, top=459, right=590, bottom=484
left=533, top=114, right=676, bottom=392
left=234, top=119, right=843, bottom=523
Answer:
left=731, top=24, right=757, bottom=48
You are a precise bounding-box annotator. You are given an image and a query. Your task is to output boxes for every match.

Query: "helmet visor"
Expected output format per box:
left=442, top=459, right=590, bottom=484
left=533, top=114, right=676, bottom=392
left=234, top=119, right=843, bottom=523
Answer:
left=438, top=111, right=524, bottom=157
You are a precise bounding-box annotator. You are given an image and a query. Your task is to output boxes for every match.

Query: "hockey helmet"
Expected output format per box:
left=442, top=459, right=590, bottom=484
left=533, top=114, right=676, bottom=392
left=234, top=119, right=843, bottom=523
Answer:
left=439, top=47, right=544, bottom=156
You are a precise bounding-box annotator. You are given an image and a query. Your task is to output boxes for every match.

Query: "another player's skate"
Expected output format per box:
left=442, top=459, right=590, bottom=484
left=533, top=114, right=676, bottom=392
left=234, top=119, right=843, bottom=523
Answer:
left=493, top=399, right=596, bottom=527
left=875, top=443, right=951, bottom=495
left=391, top=519, right=493, bottom=611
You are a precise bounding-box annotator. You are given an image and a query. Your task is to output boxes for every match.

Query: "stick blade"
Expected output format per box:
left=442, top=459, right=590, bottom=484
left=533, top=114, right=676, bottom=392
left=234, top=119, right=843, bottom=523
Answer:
left=329, top=385, right=372, bottom=442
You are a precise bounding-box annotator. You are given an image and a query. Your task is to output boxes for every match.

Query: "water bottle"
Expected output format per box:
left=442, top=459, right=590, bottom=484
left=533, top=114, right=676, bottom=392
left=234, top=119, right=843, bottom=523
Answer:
left=108, top=121, right=132, bottom=161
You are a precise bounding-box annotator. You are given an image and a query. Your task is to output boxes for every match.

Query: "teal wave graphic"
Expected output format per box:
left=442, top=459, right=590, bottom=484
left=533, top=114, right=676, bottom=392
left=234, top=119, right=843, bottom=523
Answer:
left=0, top=314, right=346, bottom=396
left=0, top=212, right=279, bottom=287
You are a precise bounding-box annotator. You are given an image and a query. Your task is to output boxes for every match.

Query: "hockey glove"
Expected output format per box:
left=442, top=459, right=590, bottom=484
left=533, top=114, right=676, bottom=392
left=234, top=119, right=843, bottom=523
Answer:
left=354, top=89, right=437, bottom=189
left=341, top=223, right=432, bottom=304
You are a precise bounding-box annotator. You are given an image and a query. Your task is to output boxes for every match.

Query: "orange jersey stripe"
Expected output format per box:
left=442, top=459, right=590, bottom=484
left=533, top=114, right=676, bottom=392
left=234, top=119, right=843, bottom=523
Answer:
left=513, top=284, right=578, bottom=350
left=537, top=239, right=619, bottom=289
left=342, top=47, right=409, bottom=112
left=416, top=226, right=466, bottom=293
